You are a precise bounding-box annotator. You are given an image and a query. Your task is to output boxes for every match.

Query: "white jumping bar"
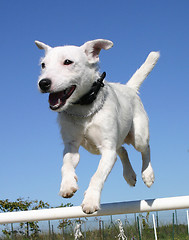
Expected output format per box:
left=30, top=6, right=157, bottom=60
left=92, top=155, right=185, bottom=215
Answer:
left=0, top=195, right=189, bottom=224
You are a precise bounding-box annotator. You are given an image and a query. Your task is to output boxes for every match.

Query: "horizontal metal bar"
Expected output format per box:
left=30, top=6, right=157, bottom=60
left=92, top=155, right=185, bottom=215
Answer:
left=0, top=195, right=189, bottom=224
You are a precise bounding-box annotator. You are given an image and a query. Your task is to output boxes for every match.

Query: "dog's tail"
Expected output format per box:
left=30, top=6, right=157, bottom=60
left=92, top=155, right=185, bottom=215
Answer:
left=126, top=51, right=160, bottom=92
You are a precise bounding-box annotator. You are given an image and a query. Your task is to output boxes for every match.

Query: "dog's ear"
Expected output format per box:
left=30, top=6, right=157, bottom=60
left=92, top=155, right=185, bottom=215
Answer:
left=81, top=39, right=113, bottom=64
left=35, top=41, right=52, bottom=53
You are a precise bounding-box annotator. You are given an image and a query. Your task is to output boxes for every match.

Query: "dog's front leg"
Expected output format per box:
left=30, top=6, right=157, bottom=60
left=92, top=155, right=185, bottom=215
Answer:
left=59, top=143, right=80, bottom=198
left=81, top=148, right=117, bottom=213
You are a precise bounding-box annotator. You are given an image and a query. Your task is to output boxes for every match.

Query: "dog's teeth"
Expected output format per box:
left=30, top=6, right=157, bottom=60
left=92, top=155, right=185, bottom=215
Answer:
left=54, top=99, right=61, bottom=107
left=50, top=98, right=61, bottom=108
left=55, top=99, right=61, bottom=107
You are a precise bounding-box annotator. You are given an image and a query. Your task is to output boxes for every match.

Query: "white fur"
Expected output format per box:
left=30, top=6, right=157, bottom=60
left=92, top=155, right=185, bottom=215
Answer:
left=35, top=39, right=160, bottom=214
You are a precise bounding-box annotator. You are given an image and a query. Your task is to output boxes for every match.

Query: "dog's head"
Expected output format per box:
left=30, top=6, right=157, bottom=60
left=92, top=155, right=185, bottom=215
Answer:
left=35, top=39, right=113, bottom=112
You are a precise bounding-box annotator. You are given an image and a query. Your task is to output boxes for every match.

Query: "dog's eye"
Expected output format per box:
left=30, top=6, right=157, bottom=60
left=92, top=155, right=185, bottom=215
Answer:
left=64, top=59, right=73, bottom=65
left=41, top=63, right=46, bottom=69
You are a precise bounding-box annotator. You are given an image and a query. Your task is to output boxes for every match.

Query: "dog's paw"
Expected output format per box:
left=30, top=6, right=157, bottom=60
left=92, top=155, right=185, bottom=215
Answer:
left=59, top=175, right=78, bottom=198
left=81, top=189, right=100, bottom=214
left=123, top=169, right=137, bottom=187
left=142, top=165, right=155, bottom=188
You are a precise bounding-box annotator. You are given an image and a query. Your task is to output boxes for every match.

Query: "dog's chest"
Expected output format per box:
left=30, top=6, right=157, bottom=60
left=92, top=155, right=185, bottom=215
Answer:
left=81, top=120, right=101, bottom=155
left=81, top=135, right=100, bottom=155
left=60, top=113, right=102, bottom=155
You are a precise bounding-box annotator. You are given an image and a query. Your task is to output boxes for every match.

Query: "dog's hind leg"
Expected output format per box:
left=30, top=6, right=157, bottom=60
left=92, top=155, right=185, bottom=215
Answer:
left=117, top=146, right=137, bottom=187
left=132, top=107, right=155, bottom=187
left=141, top=145, right=154, bottom=187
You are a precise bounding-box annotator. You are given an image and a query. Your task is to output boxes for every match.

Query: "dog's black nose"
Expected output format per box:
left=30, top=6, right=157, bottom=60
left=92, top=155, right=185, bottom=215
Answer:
left=39, top=78, right=52, bottom=92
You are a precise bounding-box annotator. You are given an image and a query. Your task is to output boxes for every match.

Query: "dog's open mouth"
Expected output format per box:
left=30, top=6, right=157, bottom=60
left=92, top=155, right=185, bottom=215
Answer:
left=48, top=85, right=76, bottom=110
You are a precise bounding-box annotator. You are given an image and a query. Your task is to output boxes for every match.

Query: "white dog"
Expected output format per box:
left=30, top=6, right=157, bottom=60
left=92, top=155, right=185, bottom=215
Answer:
left=35, top=39, right=159, bottom=214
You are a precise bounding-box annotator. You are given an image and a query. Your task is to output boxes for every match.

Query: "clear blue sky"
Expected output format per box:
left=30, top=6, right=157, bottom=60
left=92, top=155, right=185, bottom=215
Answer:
left=0, top=1, right=189, bottom=208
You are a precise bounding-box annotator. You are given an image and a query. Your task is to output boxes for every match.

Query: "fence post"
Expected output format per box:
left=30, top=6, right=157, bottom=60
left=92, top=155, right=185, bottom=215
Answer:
left=99, top=219, right=102, bottom=239
left=172, top=212, right=174, bottom=240
left=134, top=213, right=137, bottom=236
left=156, top=212, right=159, bottom=233
left=48, top=220, right=51, bottom=240
left=110, top=215, right=114, bottom=237
left=137, top=216, right=142, bottom=240
left=11, top=223, right=14, bottom=240
left=52, top=224, right=54, bottom=240
left=152, top=214, right=157, bottom=240
left=84, top=220, right=86, bottom=240
left=187, top=210, right=189, bottom=238
left=102, top=220, right=105, bottom=240
left=110, top=215, right=113, bottom=224
left=26, top=222, right=29, bottom=238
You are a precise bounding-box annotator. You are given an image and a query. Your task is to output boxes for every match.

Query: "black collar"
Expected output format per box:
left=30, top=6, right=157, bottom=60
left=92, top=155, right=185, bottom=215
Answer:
left=73, top=72, right=106, bottom=105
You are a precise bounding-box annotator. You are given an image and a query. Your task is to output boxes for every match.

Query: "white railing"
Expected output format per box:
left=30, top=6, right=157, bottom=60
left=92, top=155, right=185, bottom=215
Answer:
left=0, top=195, right=189, bottom=224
